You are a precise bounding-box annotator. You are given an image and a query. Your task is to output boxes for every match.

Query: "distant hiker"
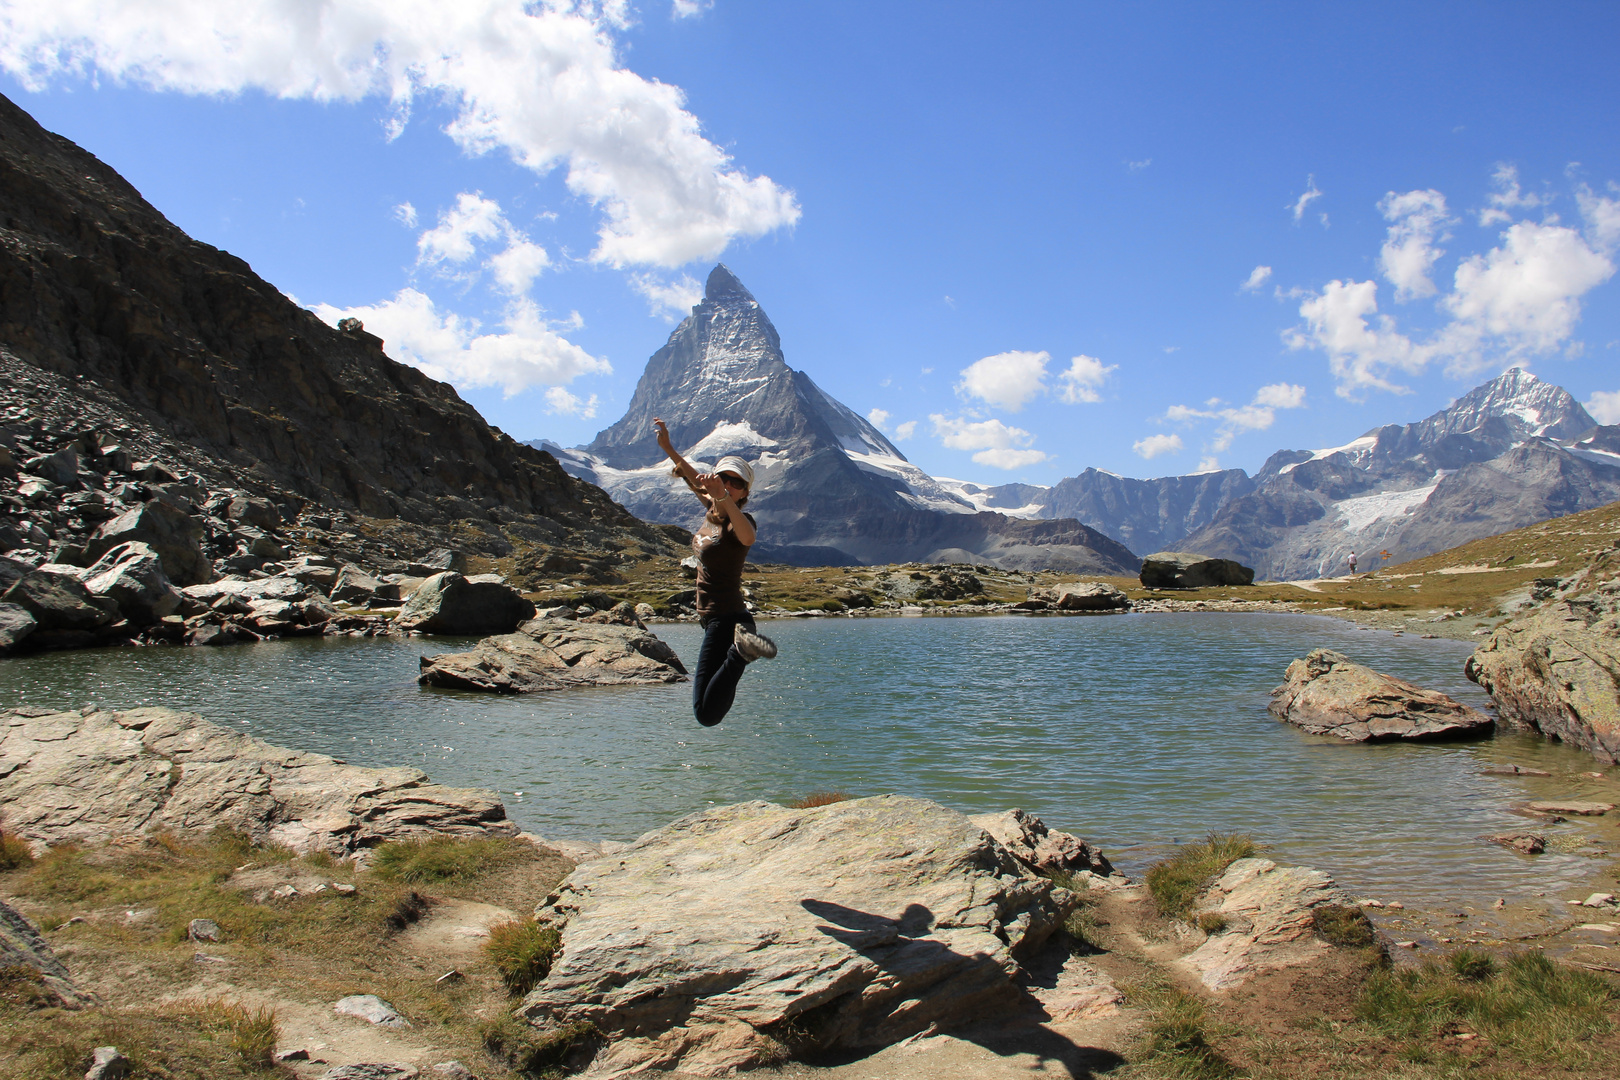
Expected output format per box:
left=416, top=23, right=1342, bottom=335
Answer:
left=1346, top=550, right=1358, bottom=575
left=654, top=417, right=777, bottom=727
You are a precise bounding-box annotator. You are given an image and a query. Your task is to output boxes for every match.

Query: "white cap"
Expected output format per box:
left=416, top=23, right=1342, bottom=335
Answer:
left=713, top=455, right=754, bottom=488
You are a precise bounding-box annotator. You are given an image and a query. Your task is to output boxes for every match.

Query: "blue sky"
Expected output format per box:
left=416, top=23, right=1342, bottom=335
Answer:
left=3, top=1, right=1617, bottom=483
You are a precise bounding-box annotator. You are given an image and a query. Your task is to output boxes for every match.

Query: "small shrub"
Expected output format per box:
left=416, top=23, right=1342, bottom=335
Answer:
left=371, top=835, right=522, bottom=884
left=186, top=999, right=279, bottom=1067
left=1144, top=834, right=1260, bottom=919
left=786, top=792, right=851, bottom=809
left=1450, top=948, right=1497, bottom=981
left=1312, top=904, right=1376, bottom=948
left=1196, top=912, right=1228, bottom=936
left=486, top=917, right=561, bottom=996
left=0, top=831, right=34, bottom=871
left=481, top=1014, right=599, bottom=1075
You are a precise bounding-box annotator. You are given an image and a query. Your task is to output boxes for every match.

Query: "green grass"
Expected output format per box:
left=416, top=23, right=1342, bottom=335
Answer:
left=1144, top=834, right=1261, bottom=919
left=480, top=1015, right=600, bottom=1079
left=370, top=834, right=528, bottom=884
left=485, top=917, right=561, bottom=996
left=1358, top=950, right=1617, bottom=1067
left=1312, top=904, right=1378, bottom=949
left=0, top=830, right=33, bottom=870
left=1125, top=979, right=1236, bottom=1080
left=1045, top=870, right=1107, bottom=955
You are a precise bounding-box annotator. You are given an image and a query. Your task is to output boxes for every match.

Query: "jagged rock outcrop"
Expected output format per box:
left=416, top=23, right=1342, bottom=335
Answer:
left=544, top=266, right=1139, bottom=573
left=1139, top=551, right=1254, bottom=589
left=518, top=795, right=1078, bottom=1076
left=1179, top=858, right=1357, bottom=990
left=0, top=91, right=676, bottom=581
left=968, top=808, right=1117, bottom=877
left=0, top=898, right=90, bottom=1006
left=1466, top=564, right=1620, bottom=763
left=1270, top=648, right=1494, bottom=742
left=0, top=706, right=518, bottom=854
left=418, top=616, right=687, bottom=693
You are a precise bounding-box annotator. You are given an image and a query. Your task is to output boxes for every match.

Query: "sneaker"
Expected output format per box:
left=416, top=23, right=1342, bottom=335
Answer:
left=733, top=623, right=778, bottom=661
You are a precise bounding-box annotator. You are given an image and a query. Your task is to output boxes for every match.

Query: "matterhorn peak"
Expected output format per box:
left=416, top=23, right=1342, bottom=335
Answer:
left=704, top=263, right=756, bottom=305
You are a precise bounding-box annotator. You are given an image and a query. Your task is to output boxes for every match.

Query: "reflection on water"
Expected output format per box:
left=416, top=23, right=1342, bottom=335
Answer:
left=0, top=612, right=1600, bottom=904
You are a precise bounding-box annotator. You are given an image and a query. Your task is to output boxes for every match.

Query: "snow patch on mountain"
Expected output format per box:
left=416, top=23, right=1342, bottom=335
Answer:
left=932, top=477, right=1048, bottom=518
left=1279, top=435, right=1378, bottom=474
left=1335, top=482, right=1440, bottom=533
left=843, top=451, right=979, bottom=514
left=687, top=420, right=778, bottom=459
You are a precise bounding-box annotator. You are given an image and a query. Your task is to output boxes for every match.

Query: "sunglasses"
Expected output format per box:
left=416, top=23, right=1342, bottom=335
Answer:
left=720, top=474, right=749, bottom=489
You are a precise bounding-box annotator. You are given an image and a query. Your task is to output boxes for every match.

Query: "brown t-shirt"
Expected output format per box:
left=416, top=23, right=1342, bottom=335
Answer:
left=693, top=512, right=755, bottom=618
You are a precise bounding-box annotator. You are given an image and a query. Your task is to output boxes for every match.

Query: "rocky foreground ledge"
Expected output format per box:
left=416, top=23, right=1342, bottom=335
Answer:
left=0, top=705, right=517, bottom=854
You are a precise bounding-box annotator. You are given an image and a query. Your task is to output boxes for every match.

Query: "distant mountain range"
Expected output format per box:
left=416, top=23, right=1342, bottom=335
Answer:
left=542, top=267, right=1620, bottom=577
left=540, top=266, right=1139, bottom=573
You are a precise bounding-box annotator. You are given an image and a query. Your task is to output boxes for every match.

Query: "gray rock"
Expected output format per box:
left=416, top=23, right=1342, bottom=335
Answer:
left=86, top=500, right=213, bottom=586
left=968, top=809, right=1116, bottom=877
left=1, top=897, right=90, bottom=1005
left=187, top=623, right=240, bottom=647
left=23, top=448, right=78, bottom=487
left=1139, top=551, right=1255, bottom=589
left=418, top=617, right=687, bottom=693
left=430, top=1064, right=476, bottom=1080
left=1269, top=648, right=1494, bottom=742
left=1466, top=581, right=1620, bottom=764
left=395, top=571, right=535, bottom=636
left=1482, top=831, right=1545, bottom=854
left=1178, top=858, right=1354, bottom=990
left=331, top=566, right=381, bottom=604
left=188, top=918, right=222, bottom=942
left=410, top=548, right=467, bottom=576
left=227, top=496, right=282, bottom=531
left=0, top=554, right=33, bottom=590
left=0, top=602, right=37, bottom=654
left=518, top=795, right=1077, bottom=1075
left=84, top=1046, right=130, bottom=1080
left=0, top=705, right=519, bottom=854
left=1035, top=581, right=1130, bottom=611
left=81, top=541, right=182, bottom=624
left=334, top=994, right=410, bottom=1029
left=2, top=570, right=113, bottom=631
left=320, top=1067, right=419, bottom=1080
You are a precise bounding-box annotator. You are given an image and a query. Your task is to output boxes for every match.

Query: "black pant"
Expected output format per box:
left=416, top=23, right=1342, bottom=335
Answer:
left=693, top=612, right=754, bottom=727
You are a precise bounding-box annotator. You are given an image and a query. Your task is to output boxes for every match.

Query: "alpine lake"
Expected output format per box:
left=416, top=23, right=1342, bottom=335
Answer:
left=3, top=610, right=1613, bottom=910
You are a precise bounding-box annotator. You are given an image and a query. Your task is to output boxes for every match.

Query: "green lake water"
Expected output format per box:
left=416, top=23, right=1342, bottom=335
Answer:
left=0, top=612, right=1603, bottom=905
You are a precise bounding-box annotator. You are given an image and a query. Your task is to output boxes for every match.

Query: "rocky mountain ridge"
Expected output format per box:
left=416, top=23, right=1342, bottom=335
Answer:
left=545, top=265, right=1139, bottom=573
left=0, top=90, right=676, bottom=587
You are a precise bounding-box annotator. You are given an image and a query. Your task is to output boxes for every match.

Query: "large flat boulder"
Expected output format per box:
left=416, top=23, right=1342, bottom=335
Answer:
left=395, top=571, right=535, bottom=635
left=81, top=540, right=182, bottom=624
left=1178, top=858, right=1355, bottom=990
left=0, top=706, right=518, bottom=855
left=1031, top=582, right=1130, bottom=611
left=0, top=601, right=37, bottom=654
left=1139, top=551, right=1254, bottom=589
left=418, top=617, right=687, bottom=693
left=1466, top=582, right=1620, bottom=763
left=1270, top=648, right=1494, bottom=741
left=518, top=795, right=1077, bottom=1076
left=2, top=569, right=113, bottom=631
left=85, top=499, right=214, bottom=586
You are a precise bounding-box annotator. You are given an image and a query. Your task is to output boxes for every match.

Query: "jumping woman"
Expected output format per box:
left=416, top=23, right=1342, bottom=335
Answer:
left=654, top=417, right=777, bottom=726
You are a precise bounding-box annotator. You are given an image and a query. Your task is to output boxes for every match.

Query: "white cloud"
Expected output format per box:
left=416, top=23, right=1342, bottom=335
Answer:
left=1290, top=174, right=1323, bottom=222
left=1287, top=169, right=1618, bottom=397
left=312, top=289, right=609, bottom=398
left=417, top=192, right=508, bottom=265
left=1161, top=383, right=1308, bottom=451
left=1480, top=163, right=1544, bottom=226
left=1196, top=455, right=1220, bottom=471
left=957, top=350, right=1049, bottom=411
left=393, top=201, right=418, bottom=228
left=930, top=414, right=1047, bottom=468
left=1378, top=189, right=1451, bottom=301
left=671, top=0, right=712, bottom=17
left=544, top=386, right=599, bottom=418
left=867, top=408, right=890, bottom=428
left=1241, top=265, right=1273, bottom=292
left=630, top=273, right=702, bottom=321
left=1, top=0, right=799, bottom=269
left=1127, top=158, right=1151, bottom=172
left=973, top=448, right=1049, bottom=469
left=1132, top=433, right=1183, bottom=459
left=1586, top=389, right=1620, bottom=425
left=1056, top=354, right=1116, bottom=404
left=488, top=239, right=552, bottom=295
left=893, top=420, right=917, bottom=441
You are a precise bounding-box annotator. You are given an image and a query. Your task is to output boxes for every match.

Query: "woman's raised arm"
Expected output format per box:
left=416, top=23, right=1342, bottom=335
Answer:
left=654, top=418, right=706, bottom=506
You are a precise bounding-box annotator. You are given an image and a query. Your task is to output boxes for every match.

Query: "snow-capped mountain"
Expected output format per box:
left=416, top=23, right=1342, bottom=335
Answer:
left=539, top=265, right=1138, bottom=572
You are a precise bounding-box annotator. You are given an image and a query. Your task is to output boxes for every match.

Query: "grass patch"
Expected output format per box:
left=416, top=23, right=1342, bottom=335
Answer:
left=785, top=791, right=852, bottom=809
left=1046, top=870, right=1107, bottom=955
left=1357, top=949, right=1617, bottom=1067
left=485, top=916, right=561, bottom=996
left=1125, top=979, right=1236, bottom=1080
left=481, top=1014, right=600, bottom=1078
left=370, top=834, right=527, bottom=884
left=1195, top=913, right=1228, bottom=936
left=182, top=999, right=279, bottom=1067
left=0, top=830, right=34, bottom=870
left=1312, top=903, right=1377, bottom=948
left=1144, top=834, right=1260, bottom=919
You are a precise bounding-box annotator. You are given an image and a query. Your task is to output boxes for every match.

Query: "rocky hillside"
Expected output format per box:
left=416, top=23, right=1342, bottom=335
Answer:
left=543, top=266, right=1139, bottom=573
left=0, top=91, right=674, bottom=578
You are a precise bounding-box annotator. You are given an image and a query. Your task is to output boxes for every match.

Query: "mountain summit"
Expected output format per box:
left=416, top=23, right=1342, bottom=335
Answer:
left=548, top=266, right=1138, bottom=572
